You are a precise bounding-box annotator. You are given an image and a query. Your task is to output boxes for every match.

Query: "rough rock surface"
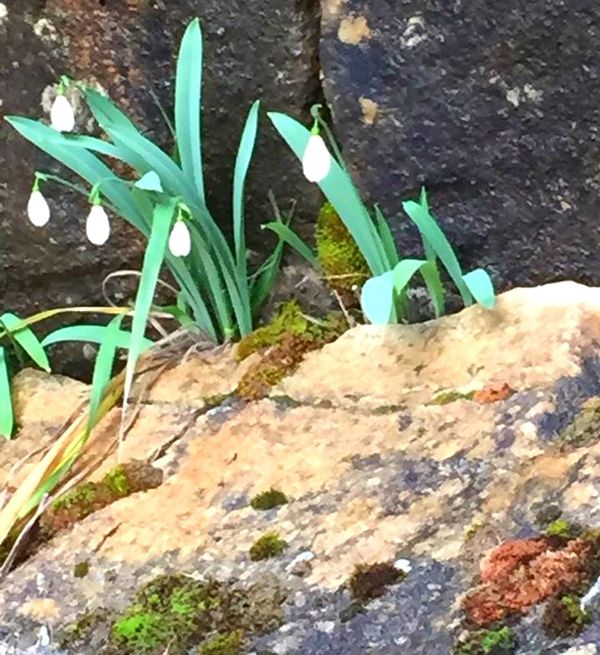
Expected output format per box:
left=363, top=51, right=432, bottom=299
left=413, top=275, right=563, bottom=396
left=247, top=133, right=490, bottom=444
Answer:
left=4, top=282, right=600, bottom=654
left=320, top=0, right=600, bottom=290
left=0, top=0, right=321, bottom=321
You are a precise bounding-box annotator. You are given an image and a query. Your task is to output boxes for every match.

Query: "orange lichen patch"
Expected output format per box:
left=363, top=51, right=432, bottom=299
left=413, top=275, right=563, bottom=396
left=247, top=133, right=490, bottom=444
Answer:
left=18, top=598, right=61, bottom=622
left=473, top=383, right=516, bottom=404
left=338, top=14, right=372, bottom=45
left=465, top=538, right=590, bottom=625
left=480, top=537, right=549, bottom=582
left=359, top=97, right=379, bottom=125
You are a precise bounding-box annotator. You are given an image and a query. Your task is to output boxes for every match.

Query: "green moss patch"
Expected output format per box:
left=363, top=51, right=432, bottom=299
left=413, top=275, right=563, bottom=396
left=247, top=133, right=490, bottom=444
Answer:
left=315, top=202, right=369, bottom=306
left=62, top=573, right=286, bottom=655
left=542, top=593, right=591, bottom=638
left=250, top=488, right=288, bottom=511
left=453, top=625, right=516, bottom=654
left=249, top=532, right=288, bottom=561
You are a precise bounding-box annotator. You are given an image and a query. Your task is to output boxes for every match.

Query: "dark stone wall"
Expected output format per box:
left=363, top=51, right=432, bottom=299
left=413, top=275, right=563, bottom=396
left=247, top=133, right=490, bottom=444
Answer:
left=320, top=0, right=600, bottom=290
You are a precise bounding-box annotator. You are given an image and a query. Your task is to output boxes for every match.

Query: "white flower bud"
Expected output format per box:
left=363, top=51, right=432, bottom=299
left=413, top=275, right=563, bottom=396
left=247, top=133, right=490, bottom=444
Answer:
left=27, top=190, right=50, bottom=227
left=86, top=204, right=110, bottom=245
left=169, top=220, right=191, bottom=257
left=302, top=134, right=332, bottom=183
left=50, top=94, right=75, bottom=133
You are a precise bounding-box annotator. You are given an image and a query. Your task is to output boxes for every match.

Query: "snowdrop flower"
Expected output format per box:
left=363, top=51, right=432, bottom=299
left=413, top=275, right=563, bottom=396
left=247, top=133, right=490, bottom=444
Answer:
left=169, top=219, right=191, bottom=257
left=27, top=184, right=50, bottom=227
left=86, top=203, right=110, bottom=245
left=302, top=131, right=332, bottom=183
left=50, top=93, right=75, bottom=133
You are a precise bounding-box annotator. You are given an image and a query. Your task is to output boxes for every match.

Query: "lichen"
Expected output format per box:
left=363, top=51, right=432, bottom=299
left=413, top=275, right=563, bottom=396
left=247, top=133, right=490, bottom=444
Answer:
left=429, top=389, right=476, bottom=406
left=542, top=593, right=591, bottom=638
left=250, top=488, right=289, bottom=511
left=453, top=625, right=517, bottom=654
left=249, top=532, right=288, bottom=561
left=315, top=201, right=369, bottom=306
left=557, top=397, right=600, bottom=450
left=348, top=562, right=404, bottom=603
left=197, top=630, right=244, bottom=655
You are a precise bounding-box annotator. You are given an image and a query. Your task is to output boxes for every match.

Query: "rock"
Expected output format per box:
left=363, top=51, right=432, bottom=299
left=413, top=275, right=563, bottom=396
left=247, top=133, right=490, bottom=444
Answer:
left=320, top=1, right=600, bottom=290
left=0, top=1, right=322, bottom=324
left=6, top=282, right=600, bottom=653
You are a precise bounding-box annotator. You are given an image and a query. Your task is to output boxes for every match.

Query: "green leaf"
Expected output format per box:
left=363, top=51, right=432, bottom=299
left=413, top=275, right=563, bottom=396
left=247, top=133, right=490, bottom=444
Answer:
left=268, top=112, right=388, bottom=276
left=87, top=315, right=125, bottom=434
left=392, top=259, right=430, bottom=295
left=123, top=198, right=177, bottom=405
left=402, top=199, right=473, bottom=306
left=233, top=101, right=260, bottom=266
left=135, top=171, right=163, bottom=192
left=0, top=312, right=50, bottom=372
left=0, top=347, right=13, bottom=439
left=360, top=271, right=396, bottom=325
left=262, top=220, right=318, bottom=268
left=419, top=261, right=445, bottom=318
left=463, top=269, right=496, bottom=309
left=42, top=325, right=153, bottom=351
left=175, top=18, right=205, bottom=204
left=250, top=237, right=286, bottom=315
left=374, top=205, right=399, bottom=268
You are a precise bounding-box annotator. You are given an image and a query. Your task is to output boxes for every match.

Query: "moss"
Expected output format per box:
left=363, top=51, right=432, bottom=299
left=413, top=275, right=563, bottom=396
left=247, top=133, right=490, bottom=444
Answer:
left=236, top=300, right=310, bottom=361
left=315, top=201, right=370, bottom=305
left=94, top=573, right=285, bottom=655
left=73, top=560, right=90, bottom=578
left=542, top=593, right=591, bottom=638
left=249, top=532, right=288, bottom=561
left=250, top=489, right=288, bottom=511
left=557, top=397, right=600, bottom=450
left=546, top=519, right=582, bottom=541
left=454, top=625, right=517, bottom=654
left=429, top=389, right=476, bottom=406
left=58, top=608, right=114, bottom=651
left=40, top=462, right=162, bottom=537
left=348, top=562, right=404, bottom=603
left=198, top=630, right=244, bottom=655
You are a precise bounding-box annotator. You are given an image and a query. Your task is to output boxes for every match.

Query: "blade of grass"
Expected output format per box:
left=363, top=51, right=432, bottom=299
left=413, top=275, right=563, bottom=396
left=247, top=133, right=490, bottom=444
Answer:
left=42, top=325, right=153, bottom=351
left=262, top=220, right=318, bottom=268
left=175, top=18, right=205, bottom=204
left=462, top=269, right=496, bottom=309
left=0, top=312, right=50, bottom=372
left=123, top=197, right=177, bottom=408
left=0, top=348, right=13, bottom=439
left=233, top=101, right=260, bottom=266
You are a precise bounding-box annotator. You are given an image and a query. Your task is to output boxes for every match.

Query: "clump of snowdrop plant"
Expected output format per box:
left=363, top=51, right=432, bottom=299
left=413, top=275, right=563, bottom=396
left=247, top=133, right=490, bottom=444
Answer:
left=267, top=104, right=497, bottom=324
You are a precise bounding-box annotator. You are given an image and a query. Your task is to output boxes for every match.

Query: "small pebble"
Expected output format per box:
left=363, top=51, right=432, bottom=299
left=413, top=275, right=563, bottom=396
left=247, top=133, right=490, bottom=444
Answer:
left=394, top=558, right=412, bottom=574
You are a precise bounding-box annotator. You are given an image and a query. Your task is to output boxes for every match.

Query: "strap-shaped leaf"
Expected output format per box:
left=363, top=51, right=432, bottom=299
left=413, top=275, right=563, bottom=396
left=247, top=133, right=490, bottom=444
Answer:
left=0, top=312, right=50, bottom=372
left=361, top=271, right=396, bottom=325
left=123, top=197, right=177, bottom=406
left=402, top=199, right=473, bottom=307
left=463, top=269, right=496, bottom=309
left=262, top=220, right=318, bottom=267
left=135, top=171, right=163, bottom=193
left=233, top=101, right=260, bottom=266
left=42, top=325, right=153, bottom=351
left=175, top=18, right=205, bottom=204
left=374, top=205, right=399, bottom=269
left=419, top=261, right=445, bottom=318
left=392, top=259, right=430, bottom=295
left=0, top=347, right=13, bottom=439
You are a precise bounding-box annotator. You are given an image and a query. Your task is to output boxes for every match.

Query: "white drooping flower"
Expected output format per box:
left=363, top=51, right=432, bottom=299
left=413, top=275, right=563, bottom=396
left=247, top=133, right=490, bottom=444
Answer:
left=86, top=204, right=110, bottom=245
left=27, top=190, right=50, bottom=227
left=302, top=133, right=332, bottom=183
left=50, top=94, right=75, bottom=132
left=169, top=220, right=191, bottom=257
